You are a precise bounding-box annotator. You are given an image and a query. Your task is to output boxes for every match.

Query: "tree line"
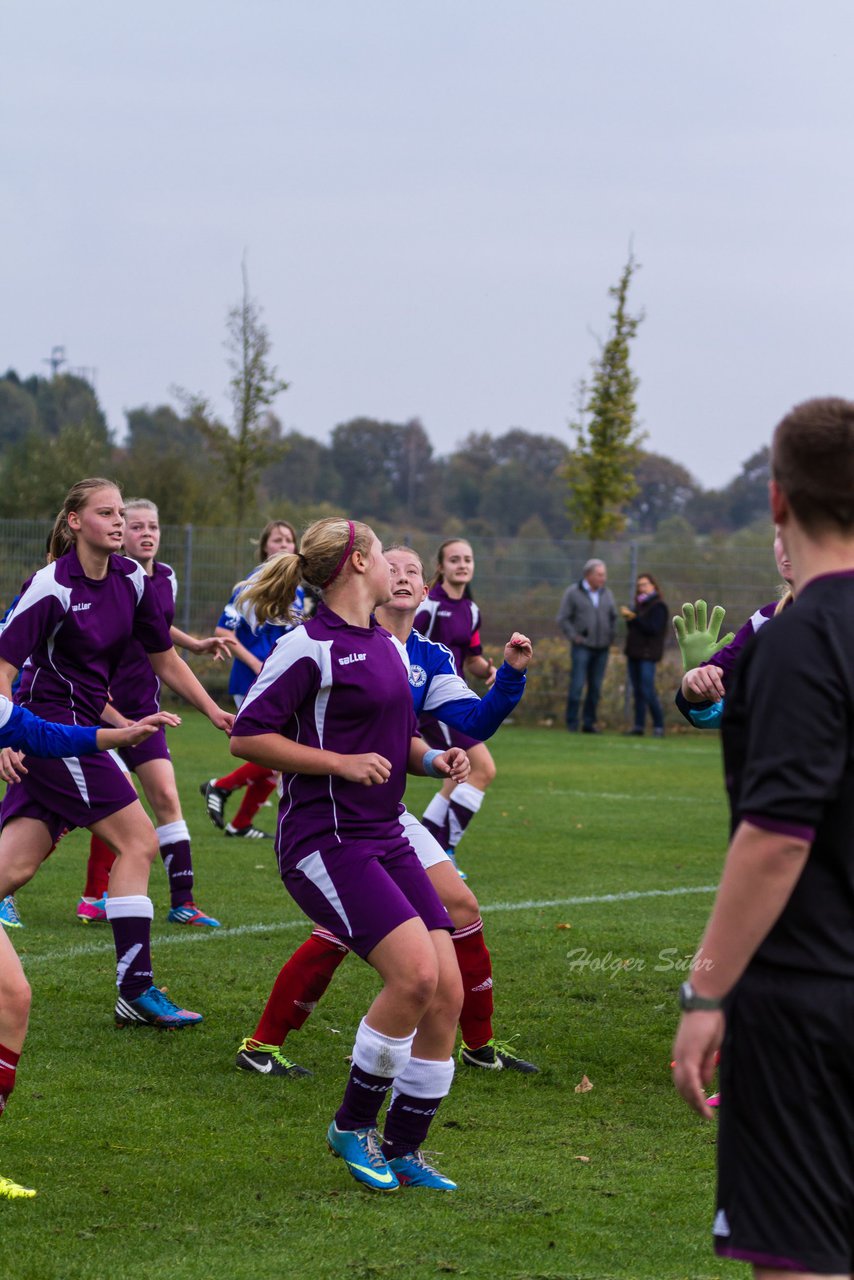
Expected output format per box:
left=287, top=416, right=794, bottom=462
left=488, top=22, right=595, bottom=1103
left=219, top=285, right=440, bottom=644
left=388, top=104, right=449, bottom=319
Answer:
left=0, top=259, right=770, bottom=542
left=0, top=365, right=770, bottom=540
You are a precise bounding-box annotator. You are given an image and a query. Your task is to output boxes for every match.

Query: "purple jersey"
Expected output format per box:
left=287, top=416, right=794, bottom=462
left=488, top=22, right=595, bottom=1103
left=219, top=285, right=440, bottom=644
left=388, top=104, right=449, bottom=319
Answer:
left=413, top=584, right=483, bottom=678
left=233, top=602, right=417, bottom=862
left=702, top=601, right=778, bottom=687
left=0, top=547, right=172, bottom=727
left=109, top=561, right=177, bottom=718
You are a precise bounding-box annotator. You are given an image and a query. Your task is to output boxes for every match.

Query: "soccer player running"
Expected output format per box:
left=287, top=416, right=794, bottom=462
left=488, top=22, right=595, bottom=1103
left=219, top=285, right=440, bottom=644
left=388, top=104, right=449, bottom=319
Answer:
left=0, top=478, right=234, bottom=1030
left=201, top=520, right=304, bottom=839
left=77, top=498, right=234, bottom=927
left=230, top=518, right=467, bottom=1193
left=416, top=539, right=496, bottom=877
left=0, top=689, right=184, bottom=1198
left=235, top=544, right=539, bottom=1078
left=672, top=397, right=854, bottom=1279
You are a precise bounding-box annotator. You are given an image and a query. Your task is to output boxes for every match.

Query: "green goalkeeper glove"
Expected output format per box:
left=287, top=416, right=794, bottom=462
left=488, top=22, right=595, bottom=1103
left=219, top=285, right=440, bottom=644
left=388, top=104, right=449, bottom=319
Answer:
left=672, top=600, right=735, bottom=672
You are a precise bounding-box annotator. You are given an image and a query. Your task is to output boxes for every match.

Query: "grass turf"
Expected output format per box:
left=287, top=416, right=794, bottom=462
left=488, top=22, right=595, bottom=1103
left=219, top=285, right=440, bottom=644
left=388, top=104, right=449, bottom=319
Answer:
left=1, top=718, right=742, bottom=1280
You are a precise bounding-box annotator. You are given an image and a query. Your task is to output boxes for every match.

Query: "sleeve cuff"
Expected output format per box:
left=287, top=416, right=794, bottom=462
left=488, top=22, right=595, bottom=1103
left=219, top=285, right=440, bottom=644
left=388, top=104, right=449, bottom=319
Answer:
left=742, top=813, right=815, bottom=843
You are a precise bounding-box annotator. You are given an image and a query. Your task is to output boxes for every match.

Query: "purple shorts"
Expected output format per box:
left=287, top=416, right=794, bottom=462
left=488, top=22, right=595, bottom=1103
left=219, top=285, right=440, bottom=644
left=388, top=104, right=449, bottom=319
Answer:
left=417, top=711, right=481, bottom=753
left=118, top=727, right=171, bottom=772
left=281, top=833, right=453, bottom=958
left=0, top=753, right=139, bottom=843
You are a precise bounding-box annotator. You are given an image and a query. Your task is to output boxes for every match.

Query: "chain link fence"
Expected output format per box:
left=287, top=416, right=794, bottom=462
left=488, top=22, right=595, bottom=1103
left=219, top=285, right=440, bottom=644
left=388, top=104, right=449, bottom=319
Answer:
left=0, top=521, right=781, bottom=728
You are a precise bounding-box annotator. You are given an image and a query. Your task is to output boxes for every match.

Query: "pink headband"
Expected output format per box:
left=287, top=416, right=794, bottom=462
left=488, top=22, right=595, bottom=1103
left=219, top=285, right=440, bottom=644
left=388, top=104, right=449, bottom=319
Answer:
left=321, top=520, right=356, bottom=589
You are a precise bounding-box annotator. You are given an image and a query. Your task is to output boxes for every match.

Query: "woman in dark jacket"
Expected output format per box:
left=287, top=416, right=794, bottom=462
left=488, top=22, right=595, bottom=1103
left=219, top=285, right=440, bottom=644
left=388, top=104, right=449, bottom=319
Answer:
left=621, top=573, right=668, bottom=736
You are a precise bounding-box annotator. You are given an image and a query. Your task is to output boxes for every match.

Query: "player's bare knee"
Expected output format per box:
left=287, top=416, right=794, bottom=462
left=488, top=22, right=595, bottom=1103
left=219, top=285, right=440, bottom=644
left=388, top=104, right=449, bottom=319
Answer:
left=149, top=785, right=180, bottom=823
left=0, top=852, right=40, bottom=893
left=119, top=833, right=158, bottom=870
left=0, top=970, right=31, bottom=1026
left=471, top=759, right=496, bottom=788
left=435, top=965, right=464, bottom=1022
left=390, top=961, right=439, bottom=1014
left=446, top=884, right=480, bottom=928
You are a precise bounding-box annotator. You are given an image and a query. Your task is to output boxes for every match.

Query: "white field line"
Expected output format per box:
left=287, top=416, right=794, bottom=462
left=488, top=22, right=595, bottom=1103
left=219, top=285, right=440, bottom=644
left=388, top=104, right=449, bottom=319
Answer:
left=20, top=884, right=718, bottom=969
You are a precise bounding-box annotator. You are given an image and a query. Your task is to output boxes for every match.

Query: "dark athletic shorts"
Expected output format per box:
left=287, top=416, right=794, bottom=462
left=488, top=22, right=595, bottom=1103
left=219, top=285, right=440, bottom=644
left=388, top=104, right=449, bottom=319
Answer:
left=417, top=711, right=481, bottom=754
left=0, top=752, right=139, bottom=843
left=118, top=727, right=171, bottom=772
left=714, top=964, right=854, bottom=1275
left=281, top=833, right=453, bottom=959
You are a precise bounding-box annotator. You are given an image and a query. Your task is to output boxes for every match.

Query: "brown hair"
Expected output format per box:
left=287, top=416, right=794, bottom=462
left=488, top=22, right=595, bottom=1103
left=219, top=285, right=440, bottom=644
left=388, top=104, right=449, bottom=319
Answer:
left=772, top=397, right=854, bottom=535
left=49, top=477, right=121, bottom=561
left=258, top=519, right=297, bottom=562
left=430, top=538, right=474, bottom=596
left=637, top=572, right=660, bottom=594
left=238, top=517, right=373, bottom=625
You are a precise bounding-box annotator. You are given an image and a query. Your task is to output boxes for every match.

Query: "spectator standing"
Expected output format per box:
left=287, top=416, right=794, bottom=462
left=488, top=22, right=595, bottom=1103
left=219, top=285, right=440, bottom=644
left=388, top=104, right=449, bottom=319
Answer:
left=621, top=573, right=668, bottom=737
left=556, top=559, right=617, bottom=733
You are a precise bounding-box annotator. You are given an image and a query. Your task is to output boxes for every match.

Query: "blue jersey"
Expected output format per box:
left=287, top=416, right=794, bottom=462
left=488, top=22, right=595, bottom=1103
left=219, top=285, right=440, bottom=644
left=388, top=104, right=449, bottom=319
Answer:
left=405, top=629, right=524, bottom=737
left=0, top=696, right=100, bottom=757
left=218, top=571, right=305, bottom=698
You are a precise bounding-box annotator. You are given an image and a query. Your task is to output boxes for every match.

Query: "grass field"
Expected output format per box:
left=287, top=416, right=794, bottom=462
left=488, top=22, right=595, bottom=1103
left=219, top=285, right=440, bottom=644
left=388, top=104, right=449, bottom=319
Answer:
left=1, top=717, right=743, bottom=1280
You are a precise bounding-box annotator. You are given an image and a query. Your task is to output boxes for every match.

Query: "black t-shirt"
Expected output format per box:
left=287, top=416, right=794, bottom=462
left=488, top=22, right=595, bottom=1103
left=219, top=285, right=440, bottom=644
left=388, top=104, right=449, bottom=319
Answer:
left=722, top=571, right=854, bottom=977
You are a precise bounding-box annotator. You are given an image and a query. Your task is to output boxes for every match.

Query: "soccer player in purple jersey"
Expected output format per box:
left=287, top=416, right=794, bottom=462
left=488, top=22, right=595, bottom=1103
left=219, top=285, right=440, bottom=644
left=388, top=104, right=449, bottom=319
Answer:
left=230, top=517, right=468, bottom=1193
left=76, top=499, right=234, bottom=927
left=415, top=539, right=497, bottom=876
left=0, top=478, right=234, bottom=1030
left=235, top=544, right=539, bottom=1078
left=0, top=698, right=185, bottom=1198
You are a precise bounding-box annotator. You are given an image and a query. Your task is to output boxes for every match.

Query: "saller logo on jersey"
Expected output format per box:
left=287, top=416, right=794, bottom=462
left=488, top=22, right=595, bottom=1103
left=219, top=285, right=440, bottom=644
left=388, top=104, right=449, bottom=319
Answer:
left=409, top=665, right=427, bottom=688
left=338, top=653, right=367, bottom=666
left=72, top=602, right=92, bottom=612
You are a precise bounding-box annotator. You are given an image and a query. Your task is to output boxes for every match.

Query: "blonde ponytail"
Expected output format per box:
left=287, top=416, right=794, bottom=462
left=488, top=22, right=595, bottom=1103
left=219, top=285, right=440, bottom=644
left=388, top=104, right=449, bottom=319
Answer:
left=237, top=516, right=373, bottom=625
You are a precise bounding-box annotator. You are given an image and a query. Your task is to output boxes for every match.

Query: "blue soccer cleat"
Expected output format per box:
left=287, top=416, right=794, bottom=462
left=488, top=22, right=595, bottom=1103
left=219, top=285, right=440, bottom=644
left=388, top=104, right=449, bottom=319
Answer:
left=0, top=895, right=23, bottom=929
left=168, top=903, right=221, bottom=928
left=326, top=1121, right=399, bottom=1193
left=387, top=1149, right=457, bottom=1190
left=115, top=985, right=203, bottom=1029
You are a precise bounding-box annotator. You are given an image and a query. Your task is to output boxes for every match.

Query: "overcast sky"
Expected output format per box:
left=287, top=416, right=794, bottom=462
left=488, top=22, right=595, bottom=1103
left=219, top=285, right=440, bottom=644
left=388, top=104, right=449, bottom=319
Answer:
left=3, top=1, right=853, bottom=488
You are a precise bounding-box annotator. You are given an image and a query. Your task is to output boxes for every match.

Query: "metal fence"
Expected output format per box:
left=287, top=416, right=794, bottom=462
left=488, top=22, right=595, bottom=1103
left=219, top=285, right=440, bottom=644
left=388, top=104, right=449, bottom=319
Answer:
left=0, top=521, right=781, bottom=727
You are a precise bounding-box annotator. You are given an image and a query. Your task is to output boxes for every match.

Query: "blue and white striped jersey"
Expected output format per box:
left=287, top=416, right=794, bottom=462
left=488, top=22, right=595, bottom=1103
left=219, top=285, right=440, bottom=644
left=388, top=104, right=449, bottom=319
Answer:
left=405, top=629, right=524, bottom=739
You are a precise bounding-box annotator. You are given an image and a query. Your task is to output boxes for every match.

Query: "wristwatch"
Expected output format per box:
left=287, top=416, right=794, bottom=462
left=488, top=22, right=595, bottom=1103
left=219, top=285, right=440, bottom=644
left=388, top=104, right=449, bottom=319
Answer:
left=678, top=981, right=722, bottom=1012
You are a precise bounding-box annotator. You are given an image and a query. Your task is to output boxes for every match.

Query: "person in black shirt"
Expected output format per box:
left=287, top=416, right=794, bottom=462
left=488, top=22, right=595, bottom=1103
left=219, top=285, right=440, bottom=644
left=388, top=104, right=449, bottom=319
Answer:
left=672, top=396, right=854, bottom=1279
left=620, top=572, right=668, bottom=736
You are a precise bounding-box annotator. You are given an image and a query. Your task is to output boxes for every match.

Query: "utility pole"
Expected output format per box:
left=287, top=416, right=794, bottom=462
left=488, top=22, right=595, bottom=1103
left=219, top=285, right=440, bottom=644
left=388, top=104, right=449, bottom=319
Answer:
left=42, top=345, right=66, bottom=377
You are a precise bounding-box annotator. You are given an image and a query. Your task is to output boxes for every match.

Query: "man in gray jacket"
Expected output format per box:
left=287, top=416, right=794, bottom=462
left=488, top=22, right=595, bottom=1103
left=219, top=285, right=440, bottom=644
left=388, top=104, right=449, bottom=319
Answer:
left=556, top=558, right=617, bottom=733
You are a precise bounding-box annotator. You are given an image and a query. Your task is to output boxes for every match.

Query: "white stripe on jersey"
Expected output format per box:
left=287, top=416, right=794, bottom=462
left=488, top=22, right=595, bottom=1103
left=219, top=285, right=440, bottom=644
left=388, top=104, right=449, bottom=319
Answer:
left=750, top=608, right=772, bottom=634
left=416, top=598, right=442, bottom=640
left=238, top=627, right=334, bottom=718
left=388, top=632, right=411, bottom=676
left=126, top=559, right=148, bottom=604
left=0, top=696, right=12, bottom=730
left=421, top=670, right=478, bottom=714
left=2, top=562, right=72, bottom=623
